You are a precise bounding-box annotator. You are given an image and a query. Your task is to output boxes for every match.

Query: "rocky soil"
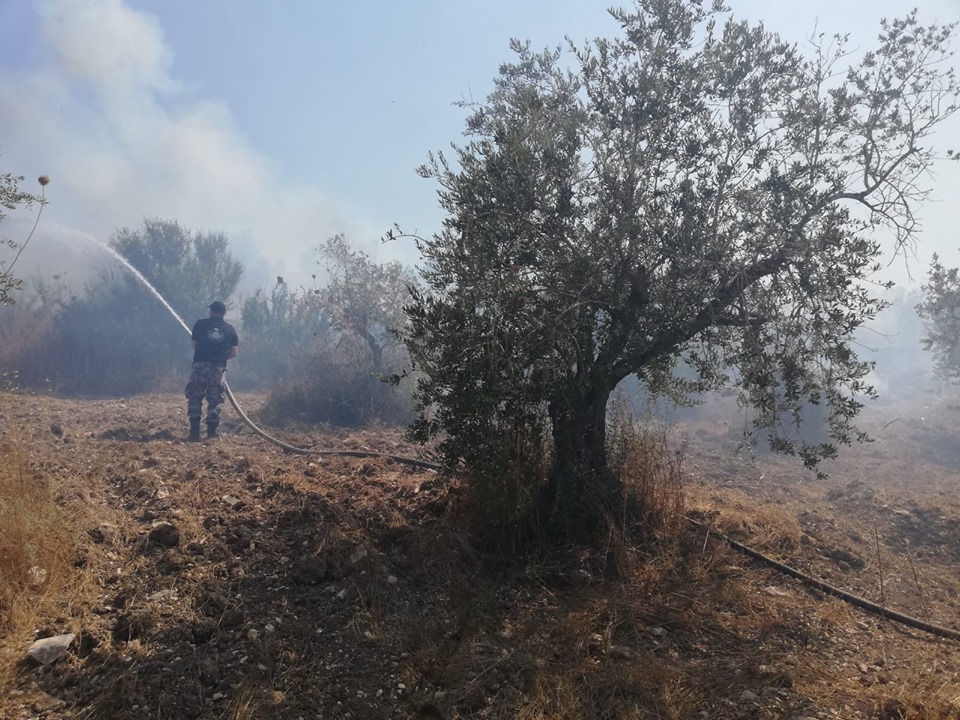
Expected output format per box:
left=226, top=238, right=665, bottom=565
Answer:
left=0, top=391, right=958, bottom=719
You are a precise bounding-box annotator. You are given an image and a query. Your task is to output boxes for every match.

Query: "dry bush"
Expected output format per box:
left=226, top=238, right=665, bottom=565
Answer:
left=0, top=298, right=57, bottom=387
left=607, top=399, right=686, bottom=543
left=258, top=344, right=414, bottom=429
left=0, top=428, right=92, bottom=695
left=0, top=437, right=77, bottom=630
left=453, top=422, right=552, bottom=551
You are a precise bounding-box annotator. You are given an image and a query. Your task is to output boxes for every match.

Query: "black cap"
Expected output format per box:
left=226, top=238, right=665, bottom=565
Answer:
left=208, top=301, right=226, bottom=315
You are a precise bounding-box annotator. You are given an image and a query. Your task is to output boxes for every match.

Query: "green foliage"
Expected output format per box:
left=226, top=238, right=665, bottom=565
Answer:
left=401, top=0, right=959, bottom=533
left=917, top=254, right=960, bottom=385
left=109, top=218, right=244, bottom=318
left=17, top=219, right=244, bottom=395
left=0, top=160, right=46, bottom=306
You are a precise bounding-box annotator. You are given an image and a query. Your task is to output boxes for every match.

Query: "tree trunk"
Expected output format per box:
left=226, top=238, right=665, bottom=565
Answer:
left=540, top=380, right=620, bottom=538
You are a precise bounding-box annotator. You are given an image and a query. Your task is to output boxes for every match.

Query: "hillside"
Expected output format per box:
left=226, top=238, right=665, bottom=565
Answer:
left=0, top=391, right=958, bottom=719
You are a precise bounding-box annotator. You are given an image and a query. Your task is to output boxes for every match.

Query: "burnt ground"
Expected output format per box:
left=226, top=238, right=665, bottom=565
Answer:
left=0, top=390, right=958, bottom=719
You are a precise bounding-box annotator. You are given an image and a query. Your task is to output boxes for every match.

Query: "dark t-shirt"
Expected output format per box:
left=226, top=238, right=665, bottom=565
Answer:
left=191, top=317, right=239, bottom=366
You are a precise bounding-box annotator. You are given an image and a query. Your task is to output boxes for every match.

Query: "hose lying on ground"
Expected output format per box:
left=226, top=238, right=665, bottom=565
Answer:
left=223, top=380, right=960, bottom=643
left=687, top=518, right=960, bottom=642
left=223, top=381, right=442, bottom=470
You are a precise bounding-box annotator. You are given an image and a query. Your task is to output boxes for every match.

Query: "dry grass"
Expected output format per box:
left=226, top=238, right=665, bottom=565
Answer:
left=686, top=484, right=805, bottom=551
left=608, top=403, right=686, bottom=544
left=0, top=428, right=90, bottom=694
left=0, top=438, right=75, bottom=627
left=1, top=390, right=957, bottom=719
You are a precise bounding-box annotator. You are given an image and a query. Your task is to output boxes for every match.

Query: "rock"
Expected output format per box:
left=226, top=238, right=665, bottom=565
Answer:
left=386, top=575, right=399, bottom=585
left=198, top=655, right=220, bottom=684
left=772, top=673, right=793, bottom=689
left=221, top=609, right=245, bottom=628
left=49, top=422, right=63, bottom=437
left=148, top=521, right=180, bottom=547
left=227, top=526, right=253, bottom=551
left=349, top=544, right=368, bottom=566
left=764, top=586, right=791, bottom=598
left=191, top=621, right=217, bottom=645
left=87, top=522, right=117, bottom=544
left=647, top=626, right=668, bottom=637
left=28, top=566, right=48, bottom=588
left=739, top=690, right=760, bottom=702
left=112, top=612, right=149, bottom=642
left=30, top=694, right=66, bottom=713
left=27, top=634, right=75, bottom=665
left=609, top=645, right=634, bottom=660
left=221, top=495, right=245, bottom=510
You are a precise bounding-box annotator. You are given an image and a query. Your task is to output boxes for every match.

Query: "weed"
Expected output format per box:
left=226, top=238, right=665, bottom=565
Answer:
left=608, top=399, right=686, bottom=542
left=0, top=424, right=89, bottom=695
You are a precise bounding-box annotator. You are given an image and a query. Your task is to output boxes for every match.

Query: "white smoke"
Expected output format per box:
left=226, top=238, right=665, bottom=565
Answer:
left=0, top=0, right=385, bottom=291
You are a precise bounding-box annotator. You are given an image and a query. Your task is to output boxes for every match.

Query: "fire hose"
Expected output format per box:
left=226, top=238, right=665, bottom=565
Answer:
left=223, top=379, right=960, bottom=642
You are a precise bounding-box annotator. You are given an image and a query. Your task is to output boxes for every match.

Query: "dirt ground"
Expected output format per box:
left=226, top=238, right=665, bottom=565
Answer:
left=0, top=390, right=958, bottom=719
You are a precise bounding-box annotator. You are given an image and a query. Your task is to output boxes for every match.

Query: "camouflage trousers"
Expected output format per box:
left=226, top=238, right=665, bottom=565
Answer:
left=185, top=361, right=226, bottom=423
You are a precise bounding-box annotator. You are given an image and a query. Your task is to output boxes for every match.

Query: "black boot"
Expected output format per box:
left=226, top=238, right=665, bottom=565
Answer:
left=187, top=417, right=201, bottom=442
left=206, top=421, right=220, bottom=439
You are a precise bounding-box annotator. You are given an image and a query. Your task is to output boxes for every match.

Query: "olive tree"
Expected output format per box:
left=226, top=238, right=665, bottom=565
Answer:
left=319, top=234, right=417, bottom=372
left=917, top=254, right=960, bottom=384
left=400, top=0, right=959, bottom=534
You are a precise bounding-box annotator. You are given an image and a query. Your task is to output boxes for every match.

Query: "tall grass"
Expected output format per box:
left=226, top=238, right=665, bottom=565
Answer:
left=0, top=426, right=83, bottom=692
left=607, top=397, right=686, bottom=542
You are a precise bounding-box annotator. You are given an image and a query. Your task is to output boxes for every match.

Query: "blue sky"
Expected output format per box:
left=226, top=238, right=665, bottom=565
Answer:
left=2, top=0, right=960, bottom=291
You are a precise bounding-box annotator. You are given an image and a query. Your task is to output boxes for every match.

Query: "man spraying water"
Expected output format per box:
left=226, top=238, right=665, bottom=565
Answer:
left=185, top=301, right=239, bottom=441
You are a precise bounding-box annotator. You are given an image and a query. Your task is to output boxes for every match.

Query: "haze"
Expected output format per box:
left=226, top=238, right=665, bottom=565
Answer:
left=2, top=0, right=960, bottom=290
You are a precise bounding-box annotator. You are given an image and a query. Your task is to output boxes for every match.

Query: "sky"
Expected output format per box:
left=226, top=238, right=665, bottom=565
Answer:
left=2, top=0, right=960, bottom=294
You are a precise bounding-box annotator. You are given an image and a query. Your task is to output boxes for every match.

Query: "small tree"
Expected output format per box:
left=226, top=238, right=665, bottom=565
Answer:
left=401, top=0, right=959, bottom=535
left=109, top=218, right=244, bottom=320
left=1, top=162, right=47, bottom=306
left=319, top=234, right=416, bottom=372
left=246, top=237, right=418, bottom=426
left=917, top=254, right=960, bottom=384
